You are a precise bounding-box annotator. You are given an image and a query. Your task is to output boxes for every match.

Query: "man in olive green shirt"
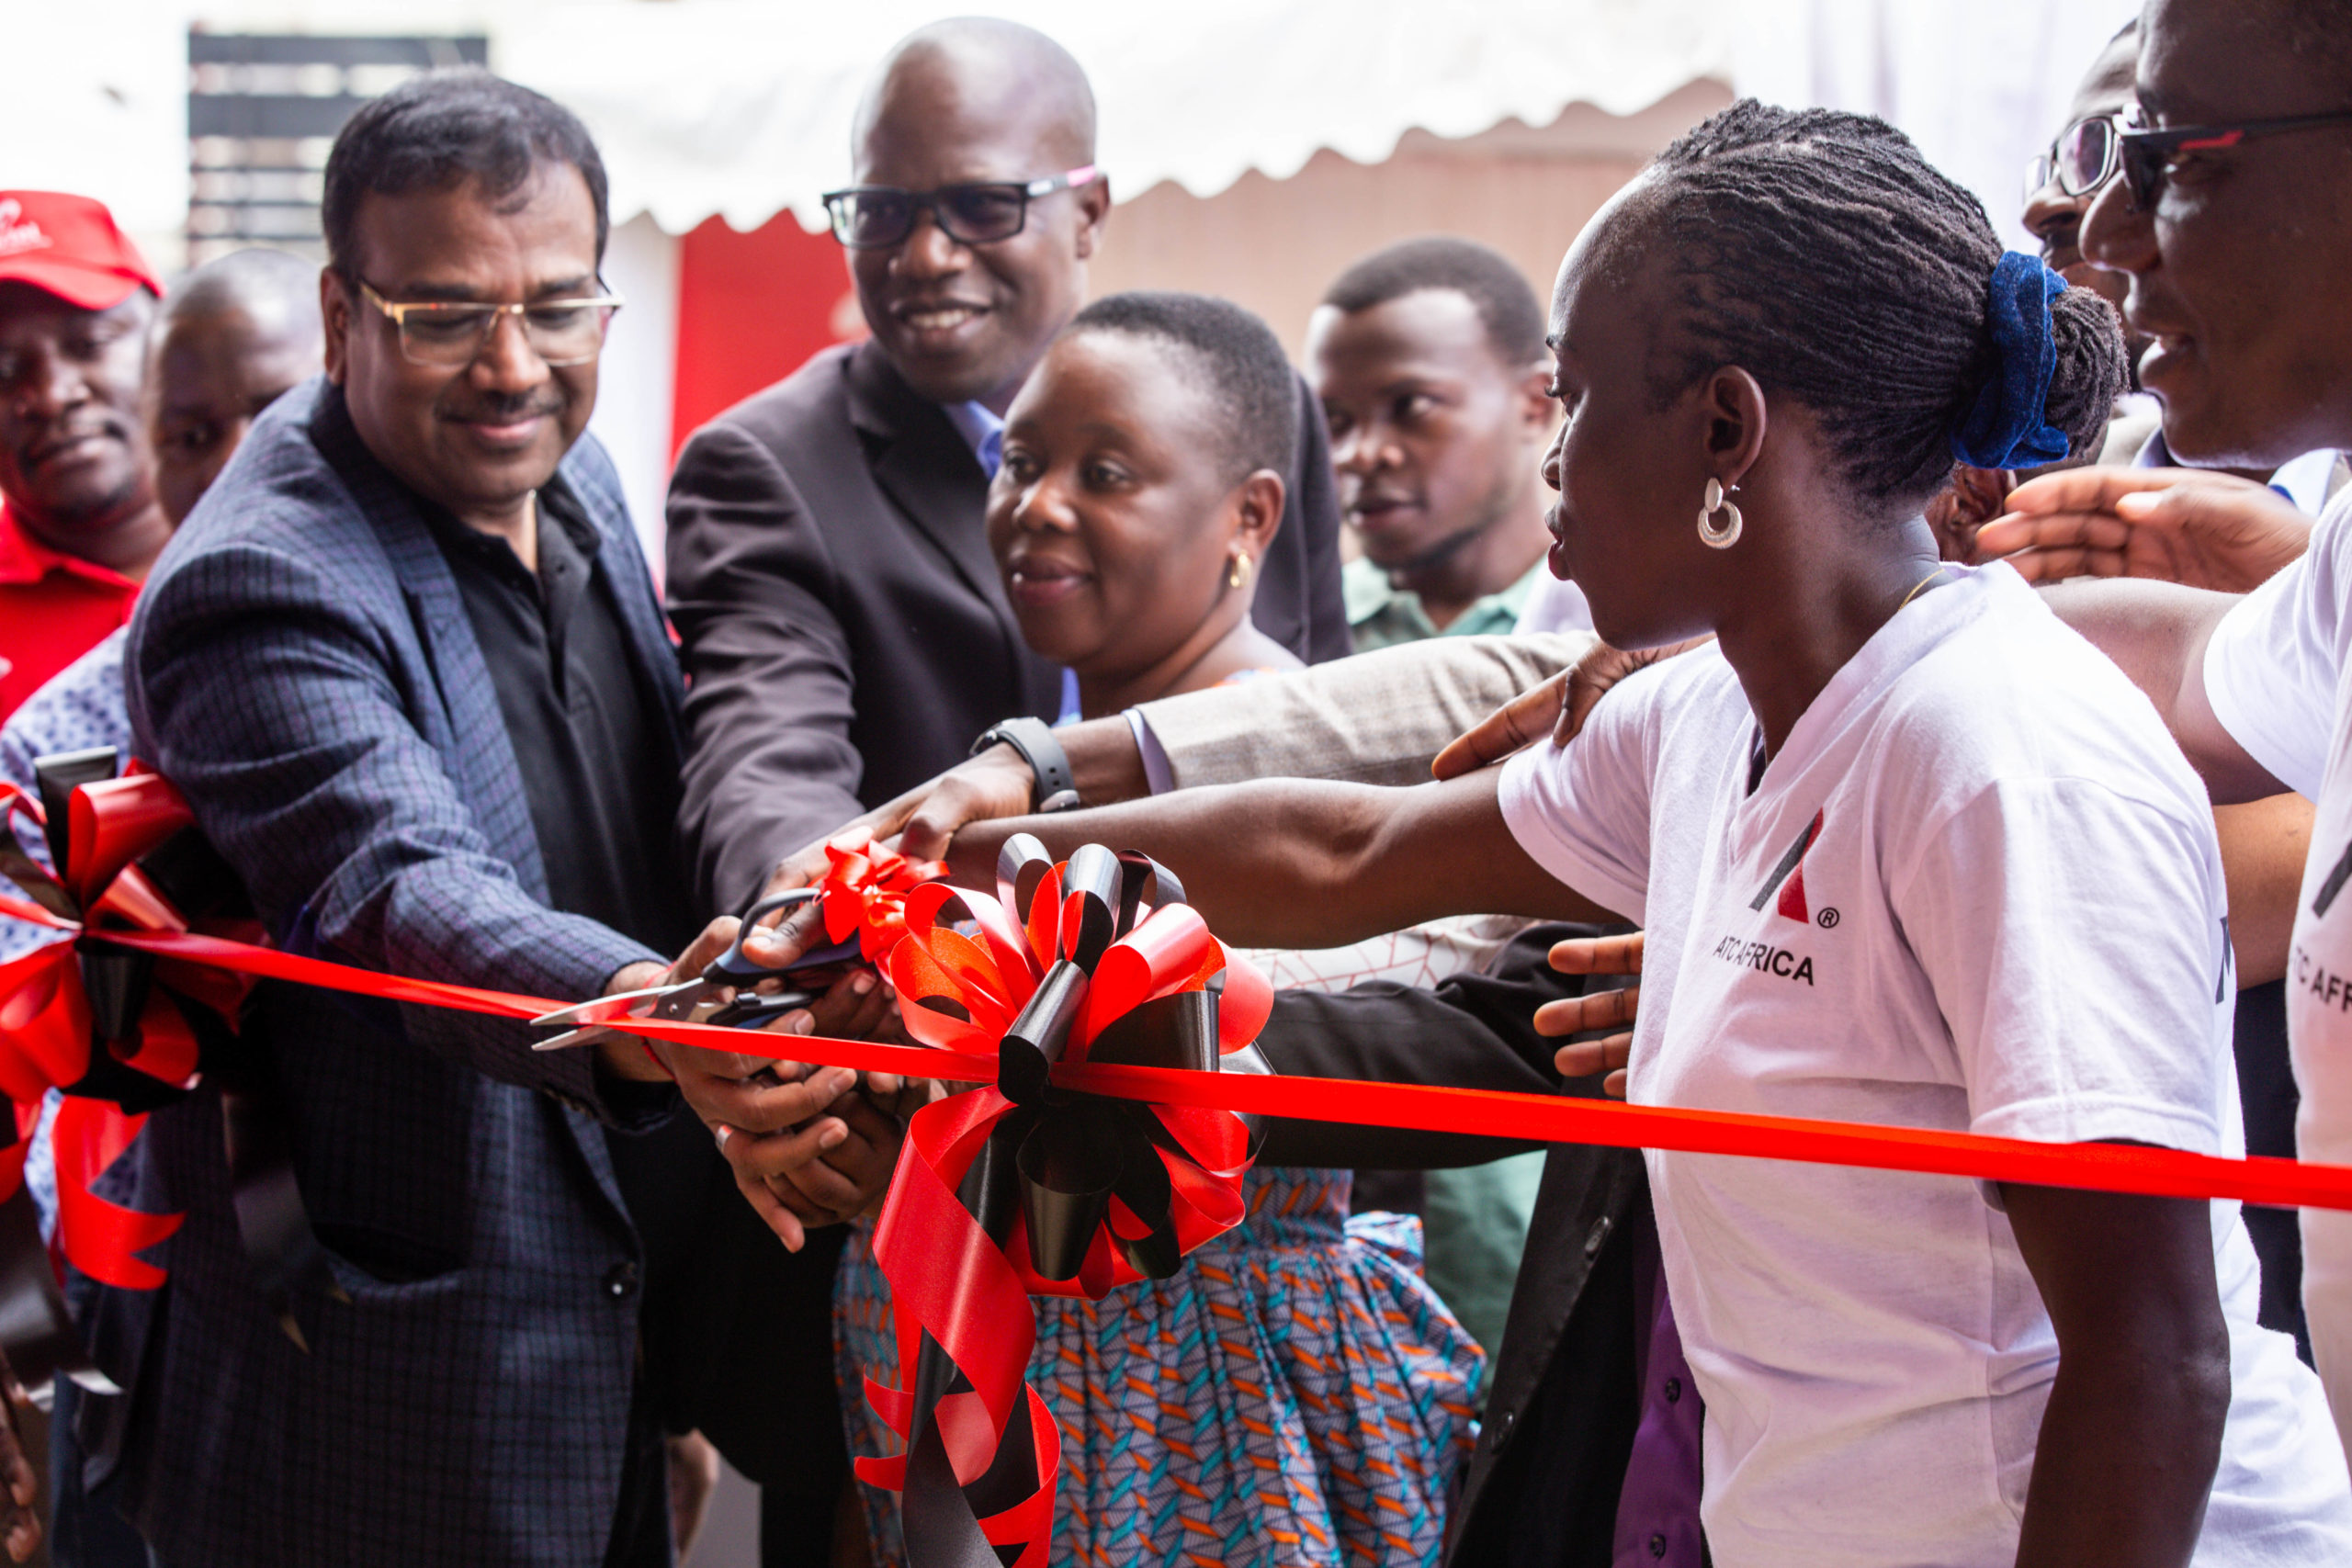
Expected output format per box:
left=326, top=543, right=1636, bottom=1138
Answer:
left=1306, top=236, right=1566, bottom=1388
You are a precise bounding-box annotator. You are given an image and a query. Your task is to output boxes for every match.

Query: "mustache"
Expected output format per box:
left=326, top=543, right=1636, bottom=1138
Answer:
left=436, top=389, right=567, bottom=423
left=21, top=410, right=134, bottom=463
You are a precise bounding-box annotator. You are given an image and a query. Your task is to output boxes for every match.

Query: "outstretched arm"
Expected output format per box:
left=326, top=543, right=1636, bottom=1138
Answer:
left=2038, top=579, right=2282, bottom=805
left=946, top=768, right=1617, bottom=951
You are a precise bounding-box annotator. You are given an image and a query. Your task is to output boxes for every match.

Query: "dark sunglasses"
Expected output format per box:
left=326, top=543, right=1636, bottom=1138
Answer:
left=821, top=165, right=1099, bottom=250
left=2115, top=109, right=2352, bottom=209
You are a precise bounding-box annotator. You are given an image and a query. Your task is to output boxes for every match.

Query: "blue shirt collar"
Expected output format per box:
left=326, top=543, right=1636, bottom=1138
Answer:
left=943, top=400, right=1006, bottom=479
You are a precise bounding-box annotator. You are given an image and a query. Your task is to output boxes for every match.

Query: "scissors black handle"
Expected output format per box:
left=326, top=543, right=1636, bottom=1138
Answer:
left=703, top=888, right=863, bottom=987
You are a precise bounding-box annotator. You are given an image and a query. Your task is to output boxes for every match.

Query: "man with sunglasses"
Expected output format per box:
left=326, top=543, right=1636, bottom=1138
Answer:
left=1964, top=0, right=2352, bottom=1458
left=663, top=17, right=1351, bottom=930
left=2016, top=18, right=2350, bottom=1372
left=107, top=69, right=899, bottom=1565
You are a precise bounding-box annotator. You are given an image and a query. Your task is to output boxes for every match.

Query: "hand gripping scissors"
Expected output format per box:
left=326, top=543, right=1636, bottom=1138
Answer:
left=529, top=888, right=863, bottom=1051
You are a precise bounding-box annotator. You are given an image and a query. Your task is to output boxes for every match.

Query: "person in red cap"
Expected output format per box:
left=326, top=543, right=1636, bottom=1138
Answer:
left=0, top=191, right=168, bottom=720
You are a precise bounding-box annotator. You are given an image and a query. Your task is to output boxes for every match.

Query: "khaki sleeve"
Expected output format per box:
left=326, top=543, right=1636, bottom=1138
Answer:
left=1138, top=633, right=1592, bottom=789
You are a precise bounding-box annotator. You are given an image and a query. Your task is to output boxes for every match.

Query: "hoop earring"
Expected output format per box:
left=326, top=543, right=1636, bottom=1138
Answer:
left=1227, top=553, right=1253, bottom=590
left=1699, top=478, right=1742, bottom=549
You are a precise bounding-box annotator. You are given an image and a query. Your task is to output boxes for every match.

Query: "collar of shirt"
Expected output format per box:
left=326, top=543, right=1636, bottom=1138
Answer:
left=942, top=399, right=1007, bottom=480
left=1342, top=553, right=1548, bottom=651
left=415, top=482, right=604, bottom=591
left=0, top=500, right=139, bottom=592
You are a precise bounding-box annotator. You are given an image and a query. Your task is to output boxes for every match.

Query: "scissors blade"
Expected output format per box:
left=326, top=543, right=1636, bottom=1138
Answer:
left=530, top=981, right=691, bottom=1032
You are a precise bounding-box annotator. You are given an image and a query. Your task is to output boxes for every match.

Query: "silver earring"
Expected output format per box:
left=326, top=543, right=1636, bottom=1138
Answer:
left=1699, top=478, right=1742, bottom=549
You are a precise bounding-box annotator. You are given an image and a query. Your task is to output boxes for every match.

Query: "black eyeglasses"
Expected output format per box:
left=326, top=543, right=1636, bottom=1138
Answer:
left=821, top=165, right=1099, bottom=250
left=2116, top=109, right=2352, bottom=209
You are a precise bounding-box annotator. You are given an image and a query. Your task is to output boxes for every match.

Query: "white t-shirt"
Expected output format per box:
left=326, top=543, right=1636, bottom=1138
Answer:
left=1511, top=571, right=1594, bottom=636
left=2207, top=481, right=2352, bottom=1459
left=1501, top=562, right=2351, bottom=1567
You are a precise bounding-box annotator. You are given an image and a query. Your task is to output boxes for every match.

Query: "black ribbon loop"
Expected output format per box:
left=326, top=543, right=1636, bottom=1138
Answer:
left=1058, top=844, right=1122, bottom=970
left=978, top=842, right=1237, bottom=1286
left=996, top=833, right=1055, bottom=925
left=1000, top=961, right=1085, bottom=1106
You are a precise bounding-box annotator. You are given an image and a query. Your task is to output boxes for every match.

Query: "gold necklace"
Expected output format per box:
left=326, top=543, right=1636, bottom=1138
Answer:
left=1896, top=565, right=1953, bottom=612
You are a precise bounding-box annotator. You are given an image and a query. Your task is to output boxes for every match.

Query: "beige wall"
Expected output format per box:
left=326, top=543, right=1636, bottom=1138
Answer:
left=1089, top=78, right=1736, bottom=357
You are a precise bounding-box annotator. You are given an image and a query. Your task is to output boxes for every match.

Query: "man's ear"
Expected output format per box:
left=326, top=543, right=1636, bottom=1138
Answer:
left=1074, top=175, right=1112, bottom=262
left=1233, top=468, right=1286, bottom=559
left=1953, top=463, right=2017, bottom=523
left=1923, top=465, right=2018, bottom=561
left=320, top=269, right=353, bottom=387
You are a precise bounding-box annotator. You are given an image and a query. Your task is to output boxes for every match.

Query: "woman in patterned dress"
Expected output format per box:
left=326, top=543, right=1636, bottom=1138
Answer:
left=834, top=292, right=1483, bottom=1567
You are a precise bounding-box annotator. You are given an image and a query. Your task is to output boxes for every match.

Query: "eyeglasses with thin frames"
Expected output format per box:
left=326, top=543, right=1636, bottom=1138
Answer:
left=821, top=166, right=1100, bottom=251
left=2024, top=113, right=2127, bottom=205
left=353, top=277, right=625, bottom=368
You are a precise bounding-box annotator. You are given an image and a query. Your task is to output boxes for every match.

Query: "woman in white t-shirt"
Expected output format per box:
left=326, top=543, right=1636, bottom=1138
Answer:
left=950, top=102, right=2352, bottom=1567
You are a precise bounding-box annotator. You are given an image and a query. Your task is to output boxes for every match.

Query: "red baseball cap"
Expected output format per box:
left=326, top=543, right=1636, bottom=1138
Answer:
left=0, top=191, right=161, bottom=312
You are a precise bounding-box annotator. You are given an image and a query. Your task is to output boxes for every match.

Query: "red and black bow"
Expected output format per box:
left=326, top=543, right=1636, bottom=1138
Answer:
left=853, top=836, right=1272, bottom=1567
left=0, top=753, right=325, bottom=1387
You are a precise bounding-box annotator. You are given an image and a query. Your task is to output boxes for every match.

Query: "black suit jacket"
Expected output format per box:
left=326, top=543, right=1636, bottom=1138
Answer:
left=1256, top=924, right=1651, bottom=1568
left=666, top=338, right=1351, bottom=914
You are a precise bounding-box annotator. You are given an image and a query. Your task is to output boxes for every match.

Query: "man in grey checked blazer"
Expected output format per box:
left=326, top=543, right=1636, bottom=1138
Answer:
left=98, top=73, right=895, bottom=1566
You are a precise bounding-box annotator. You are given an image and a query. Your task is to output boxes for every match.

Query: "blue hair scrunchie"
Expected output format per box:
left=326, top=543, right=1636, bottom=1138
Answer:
left=1950, top=251, right=2073, bottom=470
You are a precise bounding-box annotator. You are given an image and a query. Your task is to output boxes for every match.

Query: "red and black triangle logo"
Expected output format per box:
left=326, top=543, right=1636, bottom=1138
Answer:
left=1749, top=809, right=1824, bottom=923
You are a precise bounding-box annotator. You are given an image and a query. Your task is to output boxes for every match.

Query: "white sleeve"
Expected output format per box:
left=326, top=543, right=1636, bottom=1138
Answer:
left=2203, top=489, right=2352, bottom=799
left=1495, top=660, right=1667, bottom=924
left=1894, top=779, right=2230, bottom=1153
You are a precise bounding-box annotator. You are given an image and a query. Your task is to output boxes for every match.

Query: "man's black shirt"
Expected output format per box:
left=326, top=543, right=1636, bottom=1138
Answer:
left=421, top=481, right=698, bottom=958
left=418, top=479, right=704, bottom=1568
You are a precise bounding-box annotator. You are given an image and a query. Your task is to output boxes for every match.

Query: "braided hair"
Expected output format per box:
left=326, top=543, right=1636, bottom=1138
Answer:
left=1624, top=101, right=2125, bottom=510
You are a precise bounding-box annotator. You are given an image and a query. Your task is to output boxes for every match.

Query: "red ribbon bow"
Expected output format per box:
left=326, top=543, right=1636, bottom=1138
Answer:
left=0, top=773, right=249, bottom=1293
left=814, top=828, right=951, bottom=962
left=850, top=838, right=1272, bottom=1568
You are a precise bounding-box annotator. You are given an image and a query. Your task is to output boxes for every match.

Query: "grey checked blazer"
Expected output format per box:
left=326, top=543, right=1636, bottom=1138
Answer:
left=107, top=378, right=681, bottom=1566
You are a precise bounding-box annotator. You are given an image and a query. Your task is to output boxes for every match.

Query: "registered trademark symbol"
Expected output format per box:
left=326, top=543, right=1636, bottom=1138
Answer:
left=1816, top=908, right=1840, bottom=929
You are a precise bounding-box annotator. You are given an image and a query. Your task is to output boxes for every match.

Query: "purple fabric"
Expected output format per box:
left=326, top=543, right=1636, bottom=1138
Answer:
left=1612, top=1225, right=1706, bottom=1567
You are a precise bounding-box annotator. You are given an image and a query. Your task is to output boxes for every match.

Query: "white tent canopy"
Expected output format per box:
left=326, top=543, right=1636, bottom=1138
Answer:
left=498, top=0, right=2137, bottom=245
left=499, top=0, right=1738, bottom=235
left=13, top=0, right=2137, bottom=252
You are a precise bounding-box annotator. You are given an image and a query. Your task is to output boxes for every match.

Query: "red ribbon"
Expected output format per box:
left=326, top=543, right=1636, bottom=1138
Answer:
left=848, top=859, right=1273, bottom=1566
left=28, top=791, right=2352, bottom=1563
left=814, top=828, right=950, bottom=962
left=0, top=774, right=246, bottom=1291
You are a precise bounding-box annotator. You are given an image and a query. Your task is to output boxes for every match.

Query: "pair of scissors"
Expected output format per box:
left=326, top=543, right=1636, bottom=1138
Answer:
left=530, top=888, right=863, bottom=1052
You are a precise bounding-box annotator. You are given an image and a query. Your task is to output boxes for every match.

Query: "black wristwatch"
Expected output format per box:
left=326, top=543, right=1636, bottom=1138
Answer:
left=970, top=716, right=1080, bottom=812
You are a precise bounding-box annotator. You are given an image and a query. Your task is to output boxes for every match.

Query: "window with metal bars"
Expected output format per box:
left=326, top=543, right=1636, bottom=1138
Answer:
left=186, top=32, right=488, bottom=265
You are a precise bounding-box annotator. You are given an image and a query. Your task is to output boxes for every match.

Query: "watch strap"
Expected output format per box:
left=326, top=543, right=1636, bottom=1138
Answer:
left=971, top=716, right=1076, bottom=812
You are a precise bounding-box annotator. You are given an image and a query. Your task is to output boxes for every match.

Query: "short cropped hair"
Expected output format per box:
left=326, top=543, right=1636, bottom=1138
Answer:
left=322, top=68, right=608, bottom=281
left=1066, top=291, right=1298, bottom=484
left=1321, top=236, right=1547, bottom=367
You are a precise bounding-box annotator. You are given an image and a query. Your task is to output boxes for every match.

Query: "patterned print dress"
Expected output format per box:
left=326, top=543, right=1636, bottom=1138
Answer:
left=835, top=1165, right=1484, bottom=1567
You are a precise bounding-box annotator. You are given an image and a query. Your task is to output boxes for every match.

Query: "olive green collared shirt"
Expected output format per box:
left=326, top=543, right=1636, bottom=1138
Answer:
left=1341, top=554, right=1550, bottom=654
